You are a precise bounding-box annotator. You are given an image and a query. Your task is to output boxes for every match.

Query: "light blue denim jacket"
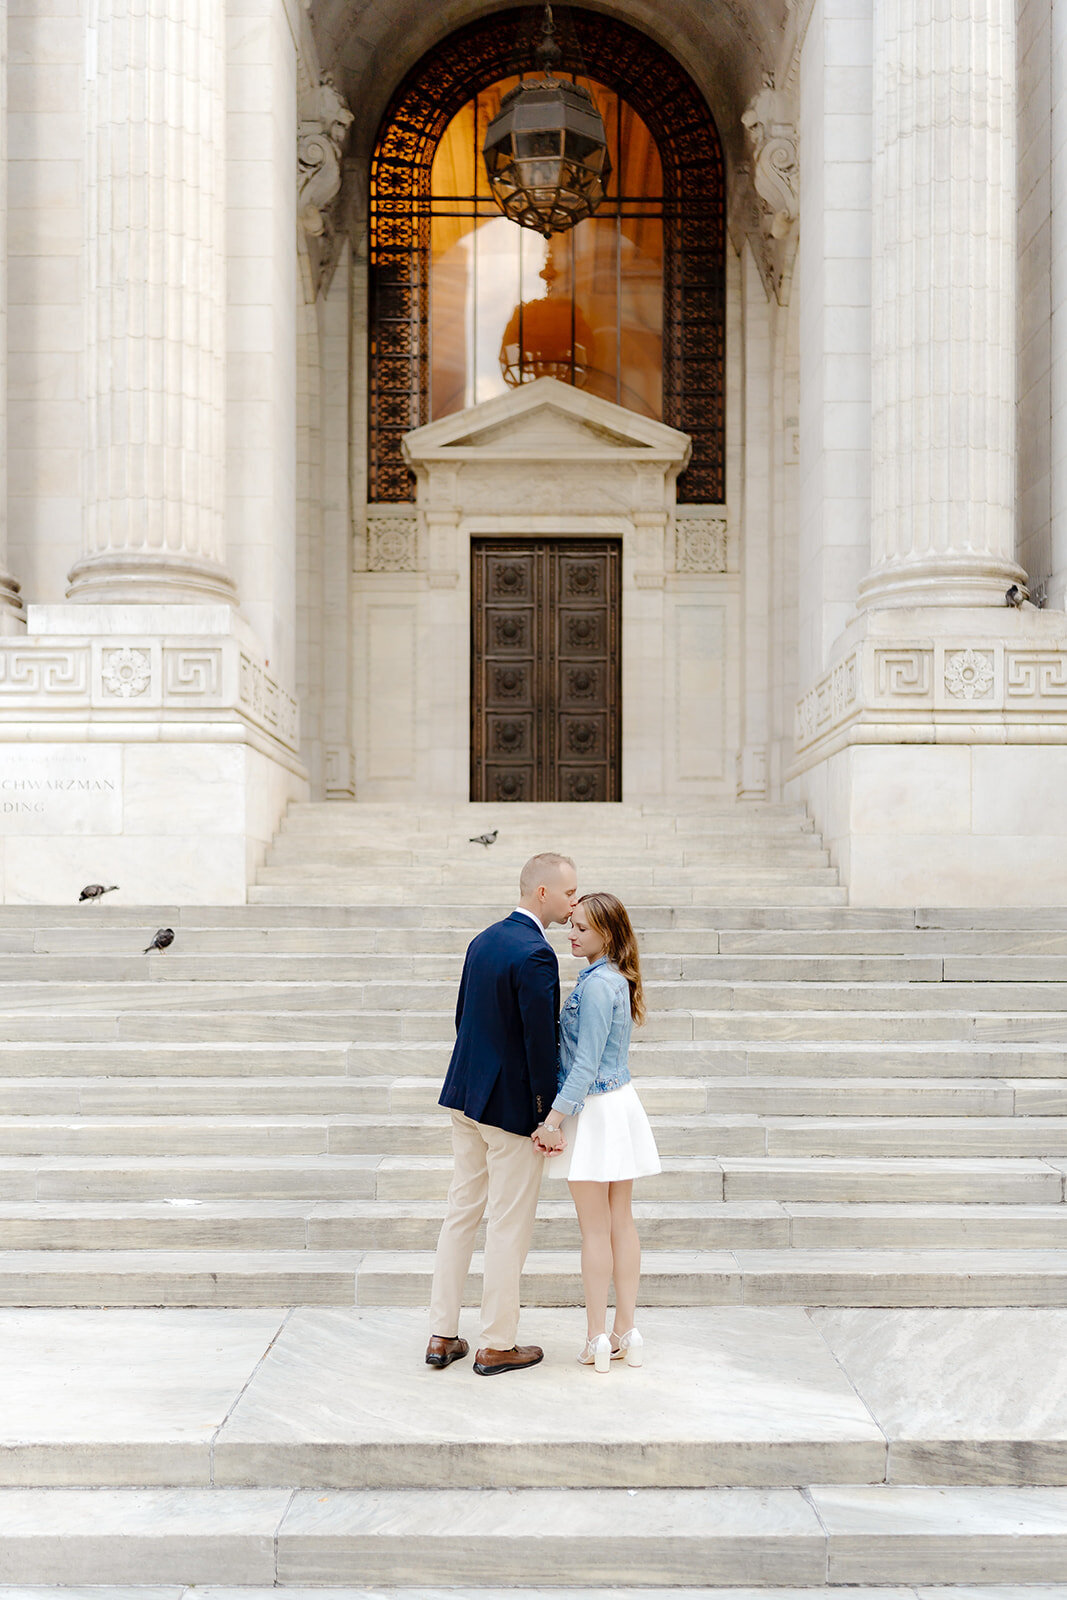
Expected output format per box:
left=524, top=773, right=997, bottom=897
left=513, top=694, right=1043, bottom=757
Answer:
left=552, top=956, right=633, bottom=1116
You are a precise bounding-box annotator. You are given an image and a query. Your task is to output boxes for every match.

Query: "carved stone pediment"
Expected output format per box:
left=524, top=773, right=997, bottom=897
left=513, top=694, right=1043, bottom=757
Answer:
left=403, top=377, right=692, bottom=466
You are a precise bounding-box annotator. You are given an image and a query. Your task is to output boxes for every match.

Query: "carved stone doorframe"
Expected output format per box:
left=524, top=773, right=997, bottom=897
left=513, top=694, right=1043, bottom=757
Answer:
left=351, top=377, right=740, bottom=803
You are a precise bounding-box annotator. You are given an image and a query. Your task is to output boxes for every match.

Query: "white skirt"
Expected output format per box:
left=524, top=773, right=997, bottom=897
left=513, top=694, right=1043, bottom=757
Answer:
left=545, top=1081, right=661, bottom=1184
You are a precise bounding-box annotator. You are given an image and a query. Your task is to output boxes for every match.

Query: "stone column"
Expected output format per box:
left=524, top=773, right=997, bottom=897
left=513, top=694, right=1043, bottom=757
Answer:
left=0, top=8, right=24, bottom=625
left=1050, top=0, right=1067, bottom=611
left=69, top=0, right=236, bottom=604
left=859, top=0, right=1026, bottom=609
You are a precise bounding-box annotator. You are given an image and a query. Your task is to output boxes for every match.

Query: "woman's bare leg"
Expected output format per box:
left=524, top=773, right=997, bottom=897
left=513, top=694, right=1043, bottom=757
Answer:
left=608, top=1180, right=640, bottom=1334
left=569, top=1180, right=613, bottom=1338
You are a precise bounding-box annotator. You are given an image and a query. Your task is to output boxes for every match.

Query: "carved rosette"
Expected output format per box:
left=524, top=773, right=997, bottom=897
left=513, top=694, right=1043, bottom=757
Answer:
left=101, top=647, right=152, bottom=700
left=367, top=515, right=418, bottom=572
left=675, top=517, right=728, bottom=573
left=944, top=649, right=995, bottom=702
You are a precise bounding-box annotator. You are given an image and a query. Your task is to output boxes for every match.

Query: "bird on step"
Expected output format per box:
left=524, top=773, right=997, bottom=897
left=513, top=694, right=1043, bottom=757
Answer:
left=470, top=829, right=498, bottom=847
left=144, top=928, right=175, bottom=954
left=79, top=884, right=119, bottom=902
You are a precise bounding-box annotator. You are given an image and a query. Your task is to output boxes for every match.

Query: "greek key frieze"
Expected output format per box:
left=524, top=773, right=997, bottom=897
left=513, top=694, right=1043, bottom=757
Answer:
left=0, top=648, right=90, bottom=698
left=874, top=648, right=933, bottom=699
left=1006, top=652, right=1067, bottom=700
left=163, top=648, right=223, bottom=700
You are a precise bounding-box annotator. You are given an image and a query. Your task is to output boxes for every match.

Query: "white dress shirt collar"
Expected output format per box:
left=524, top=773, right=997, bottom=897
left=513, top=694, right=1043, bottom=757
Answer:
left=512, top=906, right=550, bottom=942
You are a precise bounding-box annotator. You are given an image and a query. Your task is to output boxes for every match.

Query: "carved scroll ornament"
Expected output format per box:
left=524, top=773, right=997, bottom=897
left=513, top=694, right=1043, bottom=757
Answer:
left=741, top=77, right=798, bottom=240
left=298, top=75, right=354, bottom=237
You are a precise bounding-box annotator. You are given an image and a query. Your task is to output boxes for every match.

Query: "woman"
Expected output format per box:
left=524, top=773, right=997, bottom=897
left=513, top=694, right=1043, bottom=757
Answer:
left=535, top=892, right=660, bottom=1373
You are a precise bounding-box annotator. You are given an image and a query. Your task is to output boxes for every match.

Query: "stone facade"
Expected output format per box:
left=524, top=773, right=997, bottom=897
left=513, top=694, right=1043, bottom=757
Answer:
left=4, top=0, right=1067, bottom=900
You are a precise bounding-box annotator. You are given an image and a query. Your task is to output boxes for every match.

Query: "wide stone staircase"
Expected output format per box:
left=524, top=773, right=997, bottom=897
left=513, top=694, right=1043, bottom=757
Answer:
left=2, top=800, right=1067, bottom=1592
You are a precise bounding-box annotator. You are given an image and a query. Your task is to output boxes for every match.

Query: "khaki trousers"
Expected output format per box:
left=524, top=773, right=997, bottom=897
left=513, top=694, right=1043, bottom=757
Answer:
left=428, top=1108, right=545, bottom=1350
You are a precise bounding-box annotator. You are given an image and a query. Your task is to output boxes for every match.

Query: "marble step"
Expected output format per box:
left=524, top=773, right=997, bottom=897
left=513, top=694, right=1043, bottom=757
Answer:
left=723, top=928, right=1067, bottom=954
left=3, top=1198, right=1066, bottom=1252
left=10, top=903, right=1067, bottom=928
left=0, top=1112, right=774, bottom=1160
left=5, top=1111, right=1067, bottom=1162
left=264, top=845, right=835, bottom=870
left=21, top=927, right=726, bottom=956
left=282, top=808, right=817, bottom=830
left=1, top=977, right=1067, bottom=1014
left=8, top=1482, right=1067, bottom=1585
left=0, top=1199, right=793, bottom=1252
left=355, top=1247, right=1067, bottom=1310
left=282, top=804, right=815, bottom=830
left=1, top=1153, right=1060, bottom=1204
left=2, top=1245, right=1067, bottom=1307
left=3, top=1590, right=1049, bottom=1600
left=6, top=1472, right=1067, bottom=1587
left=0, top=952, right=974, bottom=982
left=20, top=925, right=1067, bottom=954
left=2, top=1039, right=1066, bottom=1079
left=249, top=883, right=851, bottom=906
left=0, top=1008, right=1058, bottom=1045
left=267, top=824, right=830, bottom=847
left=6, top=1072, right=1049, bottom=1118
left=7, top=950, right=1067, bottom=982
left=764, top=1116, right=1067, bottom=1158
left=8, top=1304, right=1067, bottom=1494
left=4, top=1039, right=1067, bottom=1079
left=251, top=869, right=845, bottom=891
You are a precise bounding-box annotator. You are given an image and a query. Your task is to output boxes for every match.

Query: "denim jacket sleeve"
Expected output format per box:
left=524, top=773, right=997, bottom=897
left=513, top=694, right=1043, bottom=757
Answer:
left=552, top=973, right=615, bottom=1115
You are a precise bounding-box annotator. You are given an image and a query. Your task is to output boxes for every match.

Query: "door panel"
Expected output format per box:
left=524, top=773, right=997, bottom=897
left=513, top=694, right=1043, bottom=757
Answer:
left=471, top=539, right=621, bottom=802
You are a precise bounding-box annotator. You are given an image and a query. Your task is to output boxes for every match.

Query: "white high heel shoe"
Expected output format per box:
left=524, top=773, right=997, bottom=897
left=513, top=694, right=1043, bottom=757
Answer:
left=612, top=1327, right=644, bottom=1367
left=577, top=1333, right=612, bottom=1373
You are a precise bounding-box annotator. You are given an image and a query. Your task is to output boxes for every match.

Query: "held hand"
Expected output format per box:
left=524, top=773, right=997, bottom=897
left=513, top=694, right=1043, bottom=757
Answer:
left=533, top=1123, right=565, bottom=1156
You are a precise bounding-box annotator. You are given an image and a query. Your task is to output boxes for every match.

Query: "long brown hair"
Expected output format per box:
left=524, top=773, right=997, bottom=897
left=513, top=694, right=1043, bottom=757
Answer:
left=577, top=892, right=646, bottom=1025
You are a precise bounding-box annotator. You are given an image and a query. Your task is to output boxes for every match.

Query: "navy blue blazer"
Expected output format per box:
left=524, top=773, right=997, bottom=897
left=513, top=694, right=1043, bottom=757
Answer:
left=439, top=912, right=560, bottom=1137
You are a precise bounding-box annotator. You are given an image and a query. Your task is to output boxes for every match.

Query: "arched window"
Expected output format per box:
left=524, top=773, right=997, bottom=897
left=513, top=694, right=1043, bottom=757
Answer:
left=369, top=8, right=725, bottom=504
left=429, top=79, right=664, bottom=421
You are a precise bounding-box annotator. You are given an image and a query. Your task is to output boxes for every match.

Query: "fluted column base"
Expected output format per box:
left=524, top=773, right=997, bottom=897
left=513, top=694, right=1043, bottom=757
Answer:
left=857, top=552, right=1028, bottom=611
left=66, top=553, right=238, bottom=607
left=0, top=571, right=24, bottom=625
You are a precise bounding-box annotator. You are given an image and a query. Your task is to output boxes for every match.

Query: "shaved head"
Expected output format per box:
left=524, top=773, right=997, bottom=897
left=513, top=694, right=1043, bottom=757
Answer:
left=519, top=852, right=575, bottom=897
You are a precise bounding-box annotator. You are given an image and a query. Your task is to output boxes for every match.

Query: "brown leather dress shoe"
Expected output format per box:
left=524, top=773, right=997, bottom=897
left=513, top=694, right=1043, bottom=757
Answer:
left=473, top=1343, right=544, bottom=1376
left=425, top=1334, right=469, bottom=1368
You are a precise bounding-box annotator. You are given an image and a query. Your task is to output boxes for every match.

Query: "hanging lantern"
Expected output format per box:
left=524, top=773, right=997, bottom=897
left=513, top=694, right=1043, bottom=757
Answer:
left=482, top=4, right=611, bottom=238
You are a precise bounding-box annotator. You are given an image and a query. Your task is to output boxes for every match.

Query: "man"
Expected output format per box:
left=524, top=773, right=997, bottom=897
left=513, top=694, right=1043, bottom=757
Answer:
left=425, top=851, right=578, bottom=1375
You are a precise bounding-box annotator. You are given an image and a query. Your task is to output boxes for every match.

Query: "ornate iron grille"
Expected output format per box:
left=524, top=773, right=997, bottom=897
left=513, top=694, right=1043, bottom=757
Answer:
left=369, top=7, right=725, bottom=504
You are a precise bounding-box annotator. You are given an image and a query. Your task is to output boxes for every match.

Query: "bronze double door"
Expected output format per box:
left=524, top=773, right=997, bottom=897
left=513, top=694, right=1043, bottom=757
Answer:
left=471, top=539, right=622, bottom=803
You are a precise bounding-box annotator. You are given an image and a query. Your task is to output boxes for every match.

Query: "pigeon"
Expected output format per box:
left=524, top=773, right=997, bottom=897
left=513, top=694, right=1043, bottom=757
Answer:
left=469, top=829, right=498, bottom=847
left=79, top=884, right=119, bottom=902
left=1006, top=583, right=1029, bottom=608
left=144, top=928, right=175, bottom=954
